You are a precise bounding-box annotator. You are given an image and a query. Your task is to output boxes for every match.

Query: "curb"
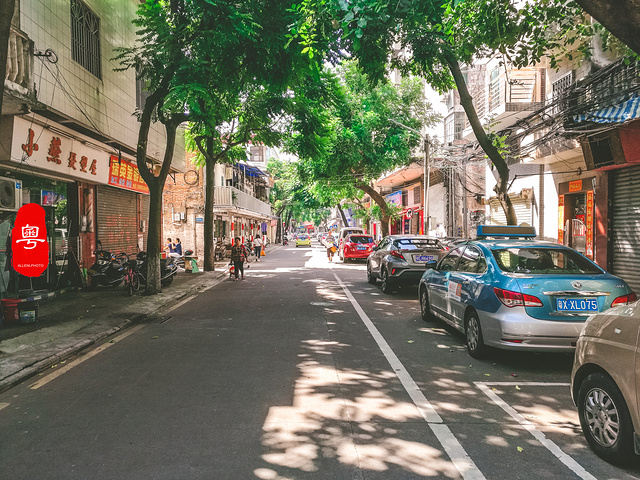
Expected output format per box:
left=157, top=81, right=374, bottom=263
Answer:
left=0, top=270, right=227, bottom=394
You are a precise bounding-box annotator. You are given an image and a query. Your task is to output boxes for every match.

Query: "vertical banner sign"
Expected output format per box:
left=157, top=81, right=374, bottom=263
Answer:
left=12, top=203, right=49, bottom=277
left=558, top=195, right=565, bottom=244
left=586, top=190, right=594, bottom=257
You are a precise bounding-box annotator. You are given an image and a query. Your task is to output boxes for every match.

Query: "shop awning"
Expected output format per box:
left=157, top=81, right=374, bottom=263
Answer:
left=236, top=163, right=267, bottom=178
left=573, top=95, right=640, bottom=124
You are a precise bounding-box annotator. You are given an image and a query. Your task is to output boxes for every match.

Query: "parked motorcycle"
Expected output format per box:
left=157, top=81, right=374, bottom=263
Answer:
left=135, top=251, right=178, bottom=287
left=86, top=241, right=125, bottom=290
left=283, top=235, right=288, bottom=246
left=176, top=249, right=194, bottom=269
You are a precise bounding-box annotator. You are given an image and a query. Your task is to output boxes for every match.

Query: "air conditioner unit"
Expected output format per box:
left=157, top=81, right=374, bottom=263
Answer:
left=0, top=177, right=21, bottom=211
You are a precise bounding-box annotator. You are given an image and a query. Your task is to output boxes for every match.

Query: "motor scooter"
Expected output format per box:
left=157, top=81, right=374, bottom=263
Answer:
left=86, top=241, right=125, bottom=290
left=135, top=251, right=178, bottom=287
left=176, top=249, right=194, bottom=269
left=283, top=235, right=288, bottom=246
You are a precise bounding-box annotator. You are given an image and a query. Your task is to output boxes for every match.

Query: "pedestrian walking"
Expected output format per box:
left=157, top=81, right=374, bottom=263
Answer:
left=252, top=235, right=262, bottom=260
left=324, top=233, right=337, bottom=262
left=230, top=236, right=248, bottom=281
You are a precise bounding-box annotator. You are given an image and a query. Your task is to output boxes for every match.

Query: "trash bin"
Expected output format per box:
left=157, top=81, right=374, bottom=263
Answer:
left=18, top=300, right=38, bottom=324
left=1, top=298, right=21, bottom=324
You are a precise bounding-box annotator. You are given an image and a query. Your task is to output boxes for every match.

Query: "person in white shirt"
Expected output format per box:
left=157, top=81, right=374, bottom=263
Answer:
left=252, top=235, right=262, bottom=260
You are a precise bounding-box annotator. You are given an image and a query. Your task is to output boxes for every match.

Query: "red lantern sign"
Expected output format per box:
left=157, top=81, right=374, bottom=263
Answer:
left=12, top=203, right=49, bottom=277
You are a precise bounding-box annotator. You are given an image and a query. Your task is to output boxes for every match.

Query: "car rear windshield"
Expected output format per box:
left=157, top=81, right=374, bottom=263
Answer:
left=298, top=235, right=308, bottom=239
left=395, top=238, right=441, bottom=250
left=348, top=235, right=374, bottom=244
left=492, top=248, right=603, bottom=274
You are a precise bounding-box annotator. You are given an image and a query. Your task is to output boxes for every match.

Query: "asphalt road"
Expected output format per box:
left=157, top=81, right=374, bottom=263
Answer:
left=1, top=243, right=639, bottom=479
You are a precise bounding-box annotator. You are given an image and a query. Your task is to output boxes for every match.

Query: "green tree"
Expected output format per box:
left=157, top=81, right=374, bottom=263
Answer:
left=116, top=0, right=313, bottom=291
left=290, top=0, right=589, bottom=225
left=292, top=62, right=440, bottom=235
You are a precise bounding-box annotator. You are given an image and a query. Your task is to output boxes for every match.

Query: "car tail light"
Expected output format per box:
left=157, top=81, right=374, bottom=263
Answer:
left=493, top=287, right=543, bottom=307
left=611, top=292, right=638, bottom=306
left=390, top=250, right=405, bottom=260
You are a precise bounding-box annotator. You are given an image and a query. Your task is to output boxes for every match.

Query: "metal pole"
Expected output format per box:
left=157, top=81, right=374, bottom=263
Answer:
left=423, top=135, right=431, bottom=235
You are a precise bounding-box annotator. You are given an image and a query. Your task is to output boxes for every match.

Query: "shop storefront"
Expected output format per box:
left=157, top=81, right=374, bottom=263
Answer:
left=0, top=115, right=150, bottom=294
left=557, top=177, right=595, bottom=259
left=609, top=165, right=640, bottom=293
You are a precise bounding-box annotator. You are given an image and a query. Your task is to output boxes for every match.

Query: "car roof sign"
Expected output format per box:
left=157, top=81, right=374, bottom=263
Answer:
left=476, top=225, right=536, bottom=239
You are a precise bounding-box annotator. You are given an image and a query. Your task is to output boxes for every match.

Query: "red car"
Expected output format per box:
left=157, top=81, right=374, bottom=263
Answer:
left=341, top=234, right=376, bottom=262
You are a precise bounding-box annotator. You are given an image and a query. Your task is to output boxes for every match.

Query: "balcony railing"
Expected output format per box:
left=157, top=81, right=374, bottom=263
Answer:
left=6, top=26, right=34, bottom=93
left=213, top=186, right=272, bottom=217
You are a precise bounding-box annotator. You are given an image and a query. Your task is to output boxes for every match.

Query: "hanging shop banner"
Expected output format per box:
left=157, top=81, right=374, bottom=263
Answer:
left=558, top=195, right=565, bottom=244
left=586, top=190, right=594, bottom=257
left=10, top=117, right=109, bottom=184
left=108, top=155, right=149, bottom=194
left=11, top=203, right=49, bottom=277
left=385, top=191, right=402, bottom=206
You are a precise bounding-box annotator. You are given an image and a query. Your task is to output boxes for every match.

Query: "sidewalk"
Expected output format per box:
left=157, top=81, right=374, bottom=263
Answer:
left=0, top=260, right=235, bottom=393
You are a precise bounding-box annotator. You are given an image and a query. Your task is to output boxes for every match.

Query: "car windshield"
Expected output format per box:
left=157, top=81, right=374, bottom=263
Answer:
left=348, top=235, right=374, bottom=244
left=492, top=248, right=603, bottom=274
left=395, top=238, right=441, bottom=250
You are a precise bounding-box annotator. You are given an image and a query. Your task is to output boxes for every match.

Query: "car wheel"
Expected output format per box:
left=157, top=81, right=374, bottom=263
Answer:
left=465, top=311, right=488, bottom=358
left=367, top=262, right=376, bottom=284
left=419, top=286, right=434, bottom=321
left=577, top=372, right=634, bottom=465
left=381, top=268, right=394, bottom=294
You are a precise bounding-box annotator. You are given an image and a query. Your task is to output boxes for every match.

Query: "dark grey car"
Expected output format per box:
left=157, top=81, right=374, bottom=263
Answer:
left=367, top=235, right=448, bottom=293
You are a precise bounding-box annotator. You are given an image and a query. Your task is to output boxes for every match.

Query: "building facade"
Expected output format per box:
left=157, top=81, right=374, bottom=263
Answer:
left=1, top=0, right=184, bottom=294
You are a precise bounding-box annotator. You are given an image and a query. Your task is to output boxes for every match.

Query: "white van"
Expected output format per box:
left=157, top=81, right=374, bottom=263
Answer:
left=338, top=227, right=365, bottom=260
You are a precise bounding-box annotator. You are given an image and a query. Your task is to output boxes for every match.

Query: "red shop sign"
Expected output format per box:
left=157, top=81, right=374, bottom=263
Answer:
left=12, top=203, right=49, bottom=277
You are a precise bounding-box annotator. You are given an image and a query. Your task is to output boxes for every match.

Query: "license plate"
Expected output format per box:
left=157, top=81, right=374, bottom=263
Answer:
left=357, top=246, right=366, bottom=250
left=414, top=255, right=434, bottom=262
left=556, top=298, right=598, bottom=311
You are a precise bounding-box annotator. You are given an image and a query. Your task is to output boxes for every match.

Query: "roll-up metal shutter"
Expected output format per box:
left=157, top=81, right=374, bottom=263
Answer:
left=96, top=185, right=138, bottom=255
left=141, top=194, right=150, bottom=251
left=611, top=166, right=640, bottom=293
left=488, top=194, right=533, bottom=227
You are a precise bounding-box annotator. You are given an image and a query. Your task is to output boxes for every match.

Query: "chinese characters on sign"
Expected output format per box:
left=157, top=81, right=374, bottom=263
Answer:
left=586, top=190, right=594, bottom=257
left=108, top=156, right=149, bottom=194
left=13, top=119, right=109, bottom=185
left=12, top=203, right=49, bottom=277
left=558, top=195, right=565, bottom=244
left=569, top=180, right=582, bottom=192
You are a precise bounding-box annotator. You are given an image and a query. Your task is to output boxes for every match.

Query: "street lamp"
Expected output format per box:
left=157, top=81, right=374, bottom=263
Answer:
left=388, top=119, right=431, bottom=235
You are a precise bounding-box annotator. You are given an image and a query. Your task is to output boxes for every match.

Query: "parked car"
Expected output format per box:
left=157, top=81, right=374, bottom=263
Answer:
left=418, top=225, right=637, bottom=358
left=295, top=234, right=311, bottom=247
left=367, top=235, right=447, bottom=293
left=338, top=227, right=365, bottom=258
left=341, top=234, right=376, bottom=262
left=571, top=300, right=640, bottom=465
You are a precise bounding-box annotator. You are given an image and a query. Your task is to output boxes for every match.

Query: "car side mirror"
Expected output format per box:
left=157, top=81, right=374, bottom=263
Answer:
left=426, top=260, right=437, bottom=269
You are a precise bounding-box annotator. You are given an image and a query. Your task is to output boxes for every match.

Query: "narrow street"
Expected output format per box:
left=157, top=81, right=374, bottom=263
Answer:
left=1, top=244, right=638, bottom=480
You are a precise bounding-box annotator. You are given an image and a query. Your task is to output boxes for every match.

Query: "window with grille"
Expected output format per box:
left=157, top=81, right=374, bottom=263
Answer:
left=71, top=0, right=101, bottom=78
left=413, top=186, right=421, bottom=204
left=250, top=146, right=264, bottom=162
left=552, top=72, right=573, bottom=114
left=489, top=67, right=501, bottom=112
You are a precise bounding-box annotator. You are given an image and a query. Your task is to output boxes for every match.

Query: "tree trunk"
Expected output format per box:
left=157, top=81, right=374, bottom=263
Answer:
left=445, top=54, right=517, bottom=225
left=0, top=0, right=16, bottom=122
left=355, top=182, right=390, bottom=236
left=204, top=155, right=216, bottom=271
left=337, top=203, right=349, bottom=227
left=574, top=0, right=640, bottom=57
left=145, top=179, right=164, bottom=294
left=275, top=206, right=285, bottom=242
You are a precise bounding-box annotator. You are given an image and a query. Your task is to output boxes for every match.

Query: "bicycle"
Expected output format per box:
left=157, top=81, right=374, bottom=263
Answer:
left=121, top=253, right=141, bottom=296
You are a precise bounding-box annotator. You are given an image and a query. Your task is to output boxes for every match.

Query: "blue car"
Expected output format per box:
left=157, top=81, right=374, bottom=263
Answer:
left=418, top=225, right=637, bottom=358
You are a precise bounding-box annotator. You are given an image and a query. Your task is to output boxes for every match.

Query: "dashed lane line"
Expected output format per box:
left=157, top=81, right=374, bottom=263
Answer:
left=334, top=272, right=486, bottom=480
left=29, top=325, right=146, bottom=390
left=476, top=382, right=597, bottom=480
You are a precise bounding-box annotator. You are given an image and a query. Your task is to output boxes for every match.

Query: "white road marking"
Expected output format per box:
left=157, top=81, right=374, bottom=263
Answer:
left=0, top=402, right=9, bottom=411
left=29, top=325, right=146, bottom=390
left=334, top=273, right=485, bottom=480
left=476, top=382, right=597, bottom=480
left=165, top=295, right=197, bottom=313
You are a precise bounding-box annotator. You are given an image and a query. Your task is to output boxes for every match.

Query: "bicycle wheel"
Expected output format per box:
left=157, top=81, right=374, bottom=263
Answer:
left=132, top=272, right=141, bottom=292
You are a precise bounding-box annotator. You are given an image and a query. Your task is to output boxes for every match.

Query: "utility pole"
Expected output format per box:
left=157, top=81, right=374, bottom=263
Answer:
left=423, top=135, right=430, bottom=235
